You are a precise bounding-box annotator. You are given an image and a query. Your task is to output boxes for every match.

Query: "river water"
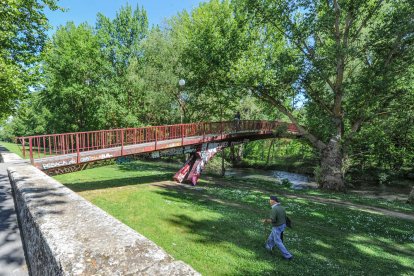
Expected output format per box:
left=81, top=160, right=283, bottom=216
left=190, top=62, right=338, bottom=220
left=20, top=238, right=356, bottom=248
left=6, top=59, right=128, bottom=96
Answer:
left=224, top=168, right=318, bottom=190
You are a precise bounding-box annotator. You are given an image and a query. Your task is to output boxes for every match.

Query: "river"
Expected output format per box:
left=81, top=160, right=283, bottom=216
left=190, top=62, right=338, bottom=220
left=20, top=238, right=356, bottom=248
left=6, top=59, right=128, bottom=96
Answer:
left=224, top=167, right=318, bottom=190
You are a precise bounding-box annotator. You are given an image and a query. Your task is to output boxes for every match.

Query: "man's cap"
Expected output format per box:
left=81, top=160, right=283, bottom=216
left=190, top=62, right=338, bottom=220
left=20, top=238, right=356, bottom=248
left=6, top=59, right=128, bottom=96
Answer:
left=270, top=195, right=279, bottom=202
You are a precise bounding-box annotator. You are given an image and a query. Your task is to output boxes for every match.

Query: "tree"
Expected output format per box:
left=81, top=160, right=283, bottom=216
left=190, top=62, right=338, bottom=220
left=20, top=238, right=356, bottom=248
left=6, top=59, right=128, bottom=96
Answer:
left=96, top=4, right=149, bottom=126
left=41, top=22, right=111, bottom=132
left=172, top=0, right=251, bottom=121
left=0, top=0, right=60, bottom=120
left=0, top=92, right=51, bottom=140
left=124, top=28, right=182, bottom=125
left=231, top=0, right=414, bottom=190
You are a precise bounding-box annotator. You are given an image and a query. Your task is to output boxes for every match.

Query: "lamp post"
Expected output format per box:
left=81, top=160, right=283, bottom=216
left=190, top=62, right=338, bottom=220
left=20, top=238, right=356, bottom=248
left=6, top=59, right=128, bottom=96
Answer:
left=179, top=79, right=185, bottom=124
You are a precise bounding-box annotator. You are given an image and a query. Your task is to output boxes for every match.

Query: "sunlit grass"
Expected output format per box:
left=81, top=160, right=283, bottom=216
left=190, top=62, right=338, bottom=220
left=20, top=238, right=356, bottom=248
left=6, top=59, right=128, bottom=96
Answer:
left=220, top=175, right=414, bottom=214
left=56, top=160, right=414, bottom=276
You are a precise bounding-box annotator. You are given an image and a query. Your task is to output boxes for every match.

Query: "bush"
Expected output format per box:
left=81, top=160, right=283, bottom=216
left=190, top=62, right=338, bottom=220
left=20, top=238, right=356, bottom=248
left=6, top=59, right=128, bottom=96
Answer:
left=281, top=178, right=292, bottom=188
left=378, top=172, right=390, bottom=186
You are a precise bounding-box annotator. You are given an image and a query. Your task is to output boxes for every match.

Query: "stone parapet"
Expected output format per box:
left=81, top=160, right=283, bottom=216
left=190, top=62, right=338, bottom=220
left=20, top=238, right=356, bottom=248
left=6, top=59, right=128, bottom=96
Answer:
left=8, top=165, right=199, bottom=275
left=0, top=147, right=23, bottom=163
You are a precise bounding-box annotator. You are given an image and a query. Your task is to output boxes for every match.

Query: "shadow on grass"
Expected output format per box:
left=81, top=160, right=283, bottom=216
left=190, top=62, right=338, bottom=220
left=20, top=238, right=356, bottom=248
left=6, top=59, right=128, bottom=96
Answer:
left=65, top=173, right=173, bottom=192
left=116, top=160, right=181, bottom=172
left=154, top=185, right=414, bottom=275
left=62, top=160, right=181, bottom=192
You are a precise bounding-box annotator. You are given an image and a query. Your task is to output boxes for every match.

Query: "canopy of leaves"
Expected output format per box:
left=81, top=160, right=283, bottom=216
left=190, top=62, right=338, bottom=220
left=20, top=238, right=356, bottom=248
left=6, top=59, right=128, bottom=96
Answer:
left=0, top=0, right=60, bottom=120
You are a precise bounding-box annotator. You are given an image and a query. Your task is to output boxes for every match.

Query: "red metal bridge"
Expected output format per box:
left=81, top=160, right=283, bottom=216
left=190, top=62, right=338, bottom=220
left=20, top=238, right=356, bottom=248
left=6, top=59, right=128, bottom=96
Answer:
left=16, top=120, right=300, bottom=184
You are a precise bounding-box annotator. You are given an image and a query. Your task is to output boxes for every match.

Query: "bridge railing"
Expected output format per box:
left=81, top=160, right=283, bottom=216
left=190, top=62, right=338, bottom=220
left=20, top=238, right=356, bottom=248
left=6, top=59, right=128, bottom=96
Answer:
left=16, top=120, right=299, bottom=164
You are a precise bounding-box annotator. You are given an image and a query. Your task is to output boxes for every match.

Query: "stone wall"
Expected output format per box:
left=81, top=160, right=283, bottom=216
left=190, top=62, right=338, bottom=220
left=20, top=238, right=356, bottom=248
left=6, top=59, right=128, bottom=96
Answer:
left=0, top=148, right=23, bottom=163
left=8, top=165, right=199, bottom=275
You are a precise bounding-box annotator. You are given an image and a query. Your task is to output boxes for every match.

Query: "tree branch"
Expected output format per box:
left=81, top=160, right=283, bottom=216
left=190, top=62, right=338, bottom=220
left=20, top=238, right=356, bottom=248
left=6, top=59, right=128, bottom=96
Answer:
left=304, top=82, right=335, bottom=117
left=258, top=9, right=336, bottom=93
left=253, top=87, right=326, bottom=150
left=333, top=0, right=341, bottom=44
left=351, top=0, right=385, bottom=43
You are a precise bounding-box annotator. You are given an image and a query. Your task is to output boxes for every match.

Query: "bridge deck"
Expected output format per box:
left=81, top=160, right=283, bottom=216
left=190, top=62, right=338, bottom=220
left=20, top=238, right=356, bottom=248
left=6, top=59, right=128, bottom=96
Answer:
left=16, top=121, right=300, bottom=173
left=34, top=131, right=273, bottom=171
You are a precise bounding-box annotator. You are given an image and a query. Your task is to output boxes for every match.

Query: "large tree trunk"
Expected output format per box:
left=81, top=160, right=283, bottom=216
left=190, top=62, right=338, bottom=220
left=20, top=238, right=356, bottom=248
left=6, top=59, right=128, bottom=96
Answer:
left=407, top=186, right=414, bottom=204
left=319, top=137, right=346, bottom=191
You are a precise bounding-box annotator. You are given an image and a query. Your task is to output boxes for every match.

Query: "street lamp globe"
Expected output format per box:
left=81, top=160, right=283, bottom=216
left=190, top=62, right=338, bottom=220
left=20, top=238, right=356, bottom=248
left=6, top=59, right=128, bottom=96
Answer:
left=179, top=79, right=185, bottom=87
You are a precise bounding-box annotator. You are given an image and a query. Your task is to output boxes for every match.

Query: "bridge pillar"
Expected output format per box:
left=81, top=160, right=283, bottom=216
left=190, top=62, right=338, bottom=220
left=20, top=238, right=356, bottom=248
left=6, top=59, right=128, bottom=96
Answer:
left=174, top=142, right=225, bottom=185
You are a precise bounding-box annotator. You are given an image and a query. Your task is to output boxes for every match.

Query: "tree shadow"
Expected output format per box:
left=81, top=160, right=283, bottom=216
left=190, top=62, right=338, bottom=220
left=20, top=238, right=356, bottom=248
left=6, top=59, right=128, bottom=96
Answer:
left=64, top=173, right=173, bottom=193
left=0, top=171, right=27, bottom=271
left=152, top=183, right=414, bottom=275
left=116, top=160, right=181, bottom=172
left=63, top=160, right=183, bottom=193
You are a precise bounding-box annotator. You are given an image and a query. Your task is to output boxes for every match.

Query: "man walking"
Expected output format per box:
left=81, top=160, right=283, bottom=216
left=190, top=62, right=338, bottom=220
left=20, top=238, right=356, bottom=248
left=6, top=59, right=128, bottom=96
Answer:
left=263, top=195, right=293, bottom=260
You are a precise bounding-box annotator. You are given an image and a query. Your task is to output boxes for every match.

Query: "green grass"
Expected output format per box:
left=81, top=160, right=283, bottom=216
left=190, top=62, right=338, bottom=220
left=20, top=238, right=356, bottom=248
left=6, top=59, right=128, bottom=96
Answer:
left=55, top=160, right=414, bottom=276
left=219, top=176, right=414, bottom=214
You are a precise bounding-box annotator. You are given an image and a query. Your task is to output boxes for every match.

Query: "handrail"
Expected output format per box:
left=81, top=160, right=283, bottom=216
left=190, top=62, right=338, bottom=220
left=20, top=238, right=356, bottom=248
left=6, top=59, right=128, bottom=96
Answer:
left=16, top=120, right=299, bottom=163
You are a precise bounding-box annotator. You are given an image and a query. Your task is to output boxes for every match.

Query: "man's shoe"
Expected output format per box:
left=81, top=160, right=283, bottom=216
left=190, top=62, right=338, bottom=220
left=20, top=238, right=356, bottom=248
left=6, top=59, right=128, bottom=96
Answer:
left=284, top=256, right=293, bottom=261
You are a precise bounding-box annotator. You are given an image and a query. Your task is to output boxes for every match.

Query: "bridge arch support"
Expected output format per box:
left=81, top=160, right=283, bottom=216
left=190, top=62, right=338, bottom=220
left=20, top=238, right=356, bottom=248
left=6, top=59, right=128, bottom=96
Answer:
left=174, top=139, right=248, bottom=185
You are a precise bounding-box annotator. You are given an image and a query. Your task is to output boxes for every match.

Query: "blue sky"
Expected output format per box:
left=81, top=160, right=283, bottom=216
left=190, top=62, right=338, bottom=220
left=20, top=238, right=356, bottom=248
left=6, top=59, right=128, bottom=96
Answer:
left=45, top=0, right=205, bottom=34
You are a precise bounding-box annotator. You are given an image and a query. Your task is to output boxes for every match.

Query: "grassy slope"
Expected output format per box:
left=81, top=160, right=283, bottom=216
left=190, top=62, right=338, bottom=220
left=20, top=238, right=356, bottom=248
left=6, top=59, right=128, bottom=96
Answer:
left=56, top=161, right=414, bottom=276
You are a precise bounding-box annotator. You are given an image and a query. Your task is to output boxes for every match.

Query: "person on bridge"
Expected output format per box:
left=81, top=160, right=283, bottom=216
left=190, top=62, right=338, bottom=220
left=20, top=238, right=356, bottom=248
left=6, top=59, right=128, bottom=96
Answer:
left=234, top=111, right=241, bottom=131
left=262, top=195, right=293, bottom=261
left=234, top=111, right=241, bottom=121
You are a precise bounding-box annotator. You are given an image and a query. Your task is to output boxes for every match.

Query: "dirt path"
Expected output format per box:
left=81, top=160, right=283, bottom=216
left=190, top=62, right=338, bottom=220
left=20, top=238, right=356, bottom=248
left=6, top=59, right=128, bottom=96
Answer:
left=282, top=193, right=414, bottom=221
left=154, top=180, right=414, bottom=222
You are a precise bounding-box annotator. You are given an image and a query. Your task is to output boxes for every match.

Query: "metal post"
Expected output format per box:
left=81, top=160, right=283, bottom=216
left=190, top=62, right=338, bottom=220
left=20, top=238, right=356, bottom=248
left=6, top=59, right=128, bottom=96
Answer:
left=76, top=133, right=80, bottom=163
left=21, top=138, right=26, bottom=159
left=101, top=132, right=105, bottom=149
left=61, top=135, right=65, bottom=155
left=155, top=127, right=158, bottom=150
left=121, top=130, right=124, bottom=156
left=181, top=125, right=184, bottom=146
left=29, top=137, right=33, bottom=164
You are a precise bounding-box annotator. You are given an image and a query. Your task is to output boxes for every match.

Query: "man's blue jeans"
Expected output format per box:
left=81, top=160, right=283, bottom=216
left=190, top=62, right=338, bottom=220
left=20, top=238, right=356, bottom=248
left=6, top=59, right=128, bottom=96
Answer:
left=265, top=224, right=293, bottom=259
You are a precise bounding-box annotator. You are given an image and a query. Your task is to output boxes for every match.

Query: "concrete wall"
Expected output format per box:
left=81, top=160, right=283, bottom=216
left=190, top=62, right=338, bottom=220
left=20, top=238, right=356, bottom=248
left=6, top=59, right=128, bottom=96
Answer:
left=8, top=164, right=199, bottom=275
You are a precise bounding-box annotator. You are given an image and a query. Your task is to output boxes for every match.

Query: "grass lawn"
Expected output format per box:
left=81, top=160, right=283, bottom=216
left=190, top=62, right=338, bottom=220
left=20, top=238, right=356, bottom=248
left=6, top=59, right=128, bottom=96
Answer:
left=220, top=175, right=414, bottom=214
left=55, top=160, right=414, bottom=276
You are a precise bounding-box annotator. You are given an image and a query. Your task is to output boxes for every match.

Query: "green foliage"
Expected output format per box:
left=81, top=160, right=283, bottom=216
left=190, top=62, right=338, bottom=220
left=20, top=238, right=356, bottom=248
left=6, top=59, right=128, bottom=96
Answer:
left=171, top=0, right=258, bottom=121
left=348, top=88, right=414, bottom=175
left=219, top=0, right=414, bottom=187
left=124, top=28, right=182, bottom=124
left=95, top=4, right=150, bottom=127
left=2, top=0, right=413, bottom=189
left=0, top=0, right=60, bottom=120
left=41, top=22, right=111, bottom=132
left=96, top=4, right=148, bottom=77
left=280, top=178, right=292, bottom=187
